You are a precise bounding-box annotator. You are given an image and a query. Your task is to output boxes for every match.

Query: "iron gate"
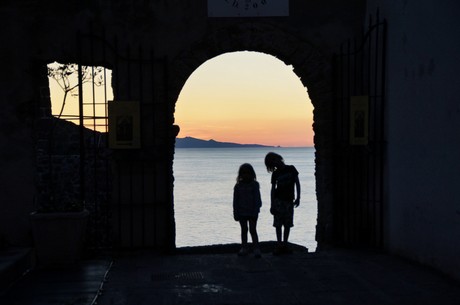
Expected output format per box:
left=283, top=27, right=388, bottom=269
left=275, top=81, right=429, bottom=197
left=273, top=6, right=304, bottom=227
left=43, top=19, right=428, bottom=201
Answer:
left=36, top=26, right=171, bottom=249
left=69, top=27, right=170, bottom=250
left=333, top=11, right=387, bottom=248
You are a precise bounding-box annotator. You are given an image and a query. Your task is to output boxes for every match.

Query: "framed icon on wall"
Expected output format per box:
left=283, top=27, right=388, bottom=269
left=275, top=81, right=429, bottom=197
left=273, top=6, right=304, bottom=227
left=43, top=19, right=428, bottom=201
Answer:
left=350, top=96, right=369, bottom=145
left=108, top=101, right=141, bottom=149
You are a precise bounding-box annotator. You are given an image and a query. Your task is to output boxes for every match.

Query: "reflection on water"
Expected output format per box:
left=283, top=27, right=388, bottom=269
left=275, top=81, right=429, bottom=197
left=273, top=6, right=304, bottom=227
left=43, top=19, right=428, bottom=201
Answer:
left=174, top=147, right=317, bottom=252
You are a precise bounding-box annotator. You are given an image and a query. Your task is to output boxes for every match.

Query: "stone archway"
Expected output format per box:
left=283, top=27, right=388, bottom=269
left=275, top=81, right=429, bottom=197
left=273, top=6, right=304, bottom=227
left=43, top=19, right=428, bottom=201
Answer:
left=168, top=22, right=336, bottom=248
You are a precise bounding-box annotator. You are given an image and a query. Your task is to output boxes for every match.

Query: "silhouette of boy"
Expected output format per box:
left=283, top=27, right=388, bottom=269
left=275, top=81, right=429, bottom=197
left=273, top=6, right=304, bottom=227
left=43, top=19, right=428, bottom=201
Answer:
left=264, top=152, right=300, bottom=255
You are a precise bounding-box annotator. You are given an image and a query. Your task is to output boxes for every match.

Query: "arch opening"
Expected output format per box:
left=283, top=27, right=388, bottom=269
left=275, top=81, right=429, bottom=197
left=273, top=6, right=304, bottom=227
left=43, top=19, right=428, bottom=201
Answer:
left=173, top=51, right=318, bottom=251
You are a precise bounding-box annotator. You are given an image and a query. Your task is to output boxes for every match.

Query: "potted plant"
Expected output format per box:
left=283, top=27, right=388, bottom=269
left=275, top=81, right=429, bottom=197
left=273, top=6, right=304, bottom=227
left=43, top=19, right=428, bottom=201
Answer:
left=30, top=195, right=89, bottom=266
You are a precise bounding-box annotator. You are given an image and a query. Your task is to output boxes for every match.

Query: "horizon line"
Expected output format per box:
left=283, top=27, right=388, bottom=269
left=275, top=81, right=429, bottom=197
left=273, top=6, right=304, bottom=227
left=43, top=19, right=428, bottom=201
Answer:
left=176, top=136, right=313, bottom=148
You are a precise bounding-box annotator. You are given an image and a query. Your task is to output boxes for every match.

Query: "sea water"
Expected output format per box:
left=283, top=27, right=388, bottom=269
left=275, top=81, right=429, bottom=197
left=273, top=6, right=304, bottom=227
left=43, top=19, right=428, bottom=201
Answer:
left=173, top=147, right=317, bottom=251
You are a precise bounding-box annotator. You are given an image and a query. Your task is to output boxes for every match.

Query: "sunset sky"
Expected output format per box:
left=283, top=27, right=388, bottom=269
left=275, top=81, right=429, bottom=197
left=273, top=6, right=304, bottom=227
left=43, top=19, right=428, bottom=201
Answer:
left=175, top=51, right=314, bottom=147
left=49, top=51, right=314, bottom=147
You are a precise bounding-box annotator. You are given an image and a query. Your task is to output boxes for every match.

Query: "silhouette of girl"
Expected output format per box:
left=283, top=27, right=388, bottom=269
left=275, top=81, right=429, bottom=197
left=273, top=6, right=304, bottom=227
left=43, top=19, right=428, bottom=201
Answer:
left=233, top=163, right=262, bottom=258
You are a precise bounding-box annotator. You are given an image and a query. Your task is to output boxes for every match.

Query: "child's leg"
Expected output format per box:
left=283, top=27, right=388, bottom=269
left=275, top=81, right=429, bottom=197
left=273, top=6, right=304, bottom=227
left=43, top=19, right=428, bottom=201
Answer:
left=248, top=218, right=259, bottom=246
left=275, top=226, right=282, bottom=243
left=281, top=225, right=293, bottom=254
left=239, top=220, right=248, bottom=246
left=238, top=220, right=249, bottom=256
left=283, top=226, right=291, bottom=243
left=273, top=226, right=284, bottom=255
left=283, top=202, right=294, bottom=244
left=249, top=218, right=261, bottom=258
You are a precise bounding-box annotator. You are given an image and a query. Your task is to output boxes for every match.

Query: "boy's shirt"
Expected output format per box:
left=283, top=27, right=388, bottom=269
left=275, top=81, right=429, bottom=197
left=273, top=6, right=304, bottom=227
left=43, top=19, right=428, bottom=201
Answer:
left=272, top=165, right=298, bottom=201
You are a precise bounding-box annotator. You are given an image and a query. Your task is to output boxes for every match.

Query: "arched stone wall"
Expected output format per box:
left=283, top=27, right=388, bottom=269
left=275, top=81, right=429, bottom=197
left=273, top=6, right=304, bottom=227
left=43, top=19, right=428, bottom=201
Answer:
left=168, top=22, right=336, bottom=248
left=0, top=0, right=366, bottom=249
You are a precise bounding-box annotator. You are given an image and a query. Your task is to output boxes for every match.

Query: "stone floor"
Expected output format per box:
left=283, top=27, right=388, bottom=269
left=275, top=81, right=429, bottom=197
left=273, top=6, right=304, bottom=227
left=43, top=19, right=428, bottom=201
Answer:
left=0, top=257, right=111, bottom=305
left=1, top=245, right=460, bottom=305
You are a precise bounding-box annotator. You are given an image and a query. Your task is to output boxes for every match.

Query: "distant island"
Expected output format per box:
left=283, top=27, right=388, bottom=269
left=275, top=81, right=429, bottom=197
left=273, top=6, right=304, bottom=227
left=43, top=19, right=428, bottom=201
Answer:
left=175, top=136, right=275, bottom=148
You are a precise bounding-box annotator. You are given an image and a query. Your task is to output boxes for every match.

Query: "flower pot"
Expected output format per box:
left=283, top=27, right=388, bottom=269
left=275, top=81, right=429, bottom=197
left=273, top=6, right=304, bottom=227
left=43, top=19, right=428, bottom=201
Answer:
left=30, top=209, right=89, bottom=266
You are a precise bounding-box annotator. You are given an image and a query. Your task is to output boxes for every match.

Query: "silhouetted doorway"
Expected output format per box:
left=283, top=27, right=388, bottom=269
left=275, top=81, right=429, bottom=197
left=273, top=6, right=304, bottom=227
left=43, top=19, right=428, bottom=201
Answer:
left=173, top=51, right=317, bottom=251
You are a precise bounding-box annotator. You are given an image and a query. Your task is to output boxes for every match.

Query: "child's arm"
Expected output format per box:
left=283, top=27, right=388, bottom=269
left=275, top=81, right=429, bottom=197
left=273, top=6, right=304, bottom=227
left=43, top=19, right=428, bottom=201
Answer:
left=255, top=183, right=262, bottom=208
left=233, top=186, right=239, bottom=221
left=294, top=175, right=301, bottom=207
left=270, top=183, right=276, bottom=214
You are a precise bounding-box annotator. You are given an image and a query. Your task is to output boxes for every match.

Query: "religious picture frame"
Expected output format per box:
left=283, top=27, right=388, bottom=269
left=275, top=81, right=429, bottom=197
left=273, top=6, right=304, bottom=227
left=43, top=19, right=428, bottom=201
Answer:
left=108, top=101, right=141, bottom=149
left=350, top=96, right=369, bottom=145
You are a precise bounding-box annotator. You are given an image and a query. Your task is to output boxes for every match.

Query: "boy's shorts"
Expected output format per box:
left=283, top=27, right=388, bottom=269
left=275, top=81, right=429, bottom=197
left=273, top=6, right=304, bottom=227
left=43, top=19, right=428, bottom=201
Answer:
left=272, top=199, right=294, bottom=228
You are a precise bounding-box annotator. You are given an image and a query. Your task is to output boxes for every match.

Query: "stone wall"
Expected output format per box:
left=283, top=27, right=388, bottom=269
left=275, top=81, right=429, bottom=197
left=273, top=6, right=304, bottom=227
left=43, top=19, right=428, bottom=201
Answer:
left=366, top=0, right=460, bottom=281
left=0, top=0, right=366, bottom=249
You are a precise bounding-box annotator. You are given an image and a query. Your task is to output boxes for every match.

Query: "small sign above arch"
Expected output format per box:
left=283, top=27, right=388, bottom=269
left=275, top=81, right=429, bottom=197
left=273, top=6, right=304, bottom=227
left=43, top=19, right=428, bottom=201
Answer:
left=208, top=0, right=289, bottom=17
